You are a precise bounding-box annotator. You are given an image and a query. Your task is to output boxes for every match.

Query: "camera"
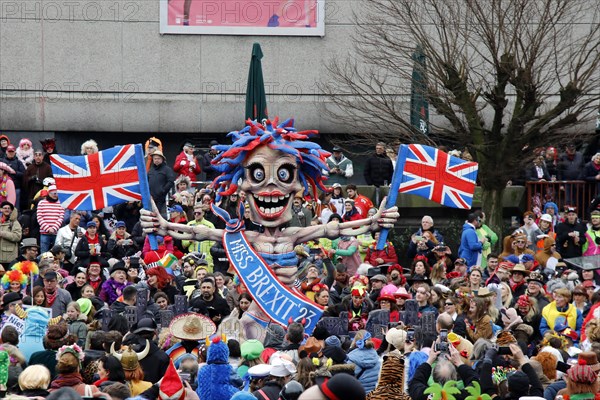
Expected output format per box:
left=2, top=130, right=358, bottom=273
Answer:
left=435, top=329, right=449, bottom=352
left=406, top=328, right=415, bottom=343
left=497, top=346, right=512, bottom=355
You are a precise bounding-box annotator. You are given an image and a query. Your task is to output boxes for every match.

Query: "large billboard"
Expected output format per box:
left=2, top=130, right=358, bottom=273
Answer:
left=160, top=0, right=325, bottom=36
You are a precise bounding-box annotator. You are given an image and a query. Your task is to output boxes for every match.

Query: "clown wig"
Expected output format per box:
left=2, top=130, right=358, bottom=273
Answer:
left=210, top=118, right=330, bottom=201
left=1, top=269, right=27, bottom=291
left=146, top=267, right=172, bottom=290
left=16, top=138, right=34, bottom=166
left=13, top=261, right=39, bottom=282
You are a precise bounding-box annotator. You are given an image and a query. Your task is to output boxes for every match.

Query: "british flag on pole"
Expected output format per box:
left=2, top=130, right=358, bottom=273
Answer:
left=50, top=144, right=149, bottom=211
left=396, top=144, right=478, bottom=209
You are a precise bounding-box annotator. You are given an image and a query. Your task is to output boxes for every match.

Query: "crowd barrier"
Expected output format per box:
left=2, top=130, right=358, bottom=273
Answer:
left=526, top=180, right=598, bottom=216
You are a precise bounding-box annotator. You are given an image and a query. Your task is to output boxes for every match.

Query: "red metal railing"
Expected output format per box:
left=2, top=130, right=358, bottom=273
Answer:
left=526, top=181, right=598, bottom=215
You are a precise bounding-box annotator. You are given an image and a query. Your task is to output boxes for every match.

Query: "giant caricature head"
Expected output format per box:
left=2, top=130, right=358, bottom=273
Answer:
left=210, top=118, right=330, bottom=228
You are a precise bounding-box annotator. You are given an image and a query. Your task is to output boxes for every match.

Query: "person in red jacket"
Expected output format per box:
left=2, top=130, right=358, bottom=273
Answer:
left=342, top=199, right=362, bottom=223
left=364, top=231, right=398, bottom=266
left=173, top=142, right=200, bottom=181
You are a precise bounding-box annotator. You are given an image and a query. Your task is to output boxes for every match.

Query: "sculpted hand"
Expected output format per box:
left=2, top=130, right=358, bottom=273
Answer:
left=370, top=197, right=399, bottom=231
left=140, top=199, right=195, bottom=241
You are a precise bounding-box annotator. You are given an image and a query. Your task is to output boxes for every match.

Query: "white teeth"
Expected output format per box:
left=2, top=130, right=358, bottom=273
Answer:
left=276, top=206, right=282, bottom=213
left=260, top=206, right=265, bottom=213
left=258, top=195, right=264, bottom=201
left=264, top=197, right=271, bottom=203
left=279, top=196, right=285, bottom=201
left=285, top=194, right=290, bottom=198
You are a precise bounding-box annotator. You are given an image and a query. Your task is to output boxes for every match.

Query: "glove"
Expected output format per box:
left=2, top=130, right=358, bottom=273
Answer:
left=190, top=162, right=196, bottom=168
left=180, top=160, right=186, bottom=166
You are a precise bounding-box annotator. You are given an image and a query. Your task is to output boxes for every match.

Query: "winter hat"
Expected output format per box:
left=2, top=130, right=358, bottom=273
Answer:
left=318, top=374, right=366, bottom=400
left=159, top=360, right=185, bottom=400
left=501, top=308, right=523, bottom=331
left=568, top=360, right=598, bottom=384
left=325, top=335, right=341, bottom=348
left=263, top=323, right=286, bottom=349
left=578, top=352, right=600, bottom=373
left=241, top=339, right=264, bottom=361
left=507, top=371, right=530, bottom=395
left=385, top=327, right=406, bottom=350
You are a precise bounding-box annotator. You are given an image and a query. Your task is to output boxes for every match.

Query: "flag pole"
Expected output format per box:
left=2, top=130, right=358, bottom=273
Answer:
left=134, top=144, right=159, bottom=251
left=376, top=145, right=407, bottom=250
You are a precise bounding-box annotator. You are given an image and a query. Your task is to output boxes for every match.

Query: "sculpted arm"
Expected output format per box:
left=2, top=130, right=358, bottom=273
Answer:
left=292, top=198, right=398, bottom=244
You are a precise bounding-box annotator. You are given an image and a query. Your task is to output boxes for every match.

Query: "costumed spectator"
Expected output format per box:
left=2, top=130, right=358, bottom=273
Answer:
left=555, top=359, right=600, bottom=400
left=145, top=266, right=178, bottom=304
left=43, top=271, right=72, bottom=317
left=526, top=271, right=550, bottom=309
left=171, top=175, right=195, bottom=211
left=509, top=264, right=530, bottom=299
left=364, top=231, right=398, bottom=267
left=290, top=194, right=312, bottom=227
left=3, top=144, right=25, bottom=208
left=99, top=262, right=131, bottom=305
left=344, top=285, right=372, bottom=332
left=22, top=149, right=52, bottom=208
left=49, top=343, right=100, bottom=395
left=329, top=183, right=345, bottom=215
left=458, top=213, right=484, bottom=268
left=544, top=201, right=561, bottom=227
left=16, top=138, right=34, bottom=167
left=535, top=236, right=561, bottom=270
left=201, top=140, right=220, bottom=182
left=55, top=212, right=84, bottom=271
left=556, top=206, right=586, bottom=258
left=347, top=330, right=381, bottom=393
left=0, top=201, right=22, bottom=264
left=80, top=139, right=98, bottom=155
left=583, top=152, right=600, bottom=194
left=364, top=142, right=393, bottom=187
left=583, top=210, right=600, bottom=256
left=27, top=321, right=73, bottom=378
left=515, top=294, right=542, bottom=342
left=1, top=268, right=26, bottom=295
left=17, top=365, right=51, bottom=398
left=196, top=336, right=239, bottom=400
left=0, top=162, right=16, bottom=208
left=526, top=155, right=551, bottom=181
left=410, top=256, right=431, bottom=281
left=536, top=213, right=556, bottom=250
left=147, top=150, right=175, bottom=214
left=521, top=211, right=543, bottom=251
left=173, top=142, right=200, bottom=181
left=0, top=135, right=9, bottom=158
left=325, top=146, right=354, bottom=185
left=345, top=184, right=373, bottom=218
left=144, top=137, right=162, bottom=171
left=85, top=260, right=105, bottom=295
left=341, top=199, right=361, bottom=223
left=540, top=287, right=583, bottom=337
left=182, top=207, right=215, bottom=269
left=331, top=235, right=361, bottom=276
left=111, top=341, right=152, bottom=396
left=378, top=284, right=400, bottom=322
left=122, top=318, right=171, bottom=384
left=73, top=221, right=106, bottom=270
left=37, top=184, right=65, bottom=253
left=64, top=301, right=88, bottom=347
left=106, top=221, right=137, bottom=259
left=39, top=137, right=56, bottom=165
left=465, top=295, right=494, bottom=341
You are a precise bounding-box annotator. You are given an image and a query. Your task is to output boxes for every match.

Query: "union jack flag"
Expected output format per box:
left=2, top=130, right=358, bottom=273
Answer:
left=50, top=144, right=149, bottom=211
left=395, top=144, right=478, bottom=209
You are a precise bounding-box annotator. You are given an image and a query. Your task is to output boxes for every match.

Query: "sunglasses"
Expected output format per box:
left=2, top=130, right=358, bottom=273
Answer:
left=445, top=302, right=454, bottom=306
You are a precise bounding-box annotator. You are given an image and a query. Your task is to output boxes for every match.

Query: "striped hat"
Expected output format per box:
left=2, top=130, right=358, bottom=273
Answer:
left=568, top=361, right=598, bottom=384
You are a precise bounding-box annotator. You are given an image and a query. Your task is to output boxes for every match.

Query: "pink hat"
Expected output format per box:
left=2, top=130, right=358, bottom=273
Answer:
left=394, top=286, right=412, bottom=299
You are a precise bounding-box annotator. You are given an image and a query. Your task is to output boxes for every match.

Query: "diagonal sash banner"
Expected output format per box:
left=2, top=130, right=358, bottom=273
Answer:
left=222, top=230, right=323, bottom=334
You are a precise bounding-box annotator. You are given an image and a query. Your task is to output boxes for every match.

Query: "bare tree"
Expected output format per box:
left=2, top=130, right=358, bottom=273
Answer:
left=322, top=0, right=600, bottom=235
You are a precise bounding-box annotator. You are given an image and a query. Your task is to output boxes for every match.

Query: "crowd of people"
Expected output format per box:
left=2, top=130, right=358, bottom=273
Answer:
left=0, top=134, right=597, bottom=400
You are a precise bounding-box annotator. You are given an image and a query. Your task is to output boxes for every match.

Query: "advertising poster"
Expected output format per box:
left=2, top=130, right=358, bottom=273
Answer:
left=160, top=0, right=325, bottom=36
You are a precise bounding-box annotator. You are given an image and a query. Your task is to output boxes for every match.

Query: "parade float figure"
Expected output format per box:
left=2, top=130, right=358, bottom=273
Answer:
left=141, top=118, right=399, bottom=340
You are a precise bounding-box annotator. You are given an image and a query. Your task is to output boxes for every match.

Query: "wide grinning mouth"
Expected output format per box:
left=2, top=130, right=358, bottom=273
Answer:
left=252, top=192, right=292, bottom=218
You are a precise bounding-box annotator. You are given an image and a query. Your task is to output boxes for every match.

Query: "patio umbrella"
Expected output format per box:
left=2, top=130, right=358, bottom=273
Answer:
left=410, top=44, right=429, bottom=136
left=245, top=43, right=268, bottom=121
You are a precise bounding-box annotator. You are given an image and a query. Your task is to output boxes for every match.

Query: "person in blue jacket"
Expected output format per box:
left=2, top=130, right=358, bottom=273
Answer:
left=458, top=213, right=485, bottom=268
left=346, top=330, right=381, bottom=394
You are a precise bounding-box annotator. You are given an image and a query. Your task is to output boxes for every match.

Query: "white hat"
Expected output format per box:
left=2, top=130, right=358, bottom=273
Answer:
left=270, top=357, right=296, bottom=377
left=248, top=364, right=272, bottom=378
left=540, top=214, right=553, bottom=223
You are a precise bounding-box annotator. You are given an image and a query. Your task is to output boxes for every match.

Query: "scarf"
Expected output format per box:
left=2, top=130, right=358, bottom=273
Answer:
left=45, top=289, right=57, bottom=306
left=88, top=276, right=102, bottom=292
left=85, top=233, right=99, bottom=245
left=0, top=174, right=8, bottom=198
left=50, top=372, right=84, bottom=389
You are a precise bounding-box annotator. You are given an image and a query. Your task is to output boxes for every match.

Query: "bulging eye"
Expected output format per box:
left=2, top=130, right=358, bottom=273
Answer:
left=277, top=165, right=295, bottom=183
left=249, top=165, right=265, bottom=183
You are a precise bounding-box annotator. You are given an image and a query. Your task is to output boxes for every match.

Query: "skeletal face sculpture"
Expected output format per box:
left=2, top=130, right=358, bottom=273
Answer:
left=240, top=146, right=303, bottom=228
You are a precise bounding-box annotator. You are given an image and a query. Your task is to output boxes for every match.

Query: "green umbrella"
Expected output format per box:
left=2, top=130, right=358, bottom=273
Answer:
left=245, top=43, right=268, bottom=122
left=410, top=44, right=429, bottom=136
